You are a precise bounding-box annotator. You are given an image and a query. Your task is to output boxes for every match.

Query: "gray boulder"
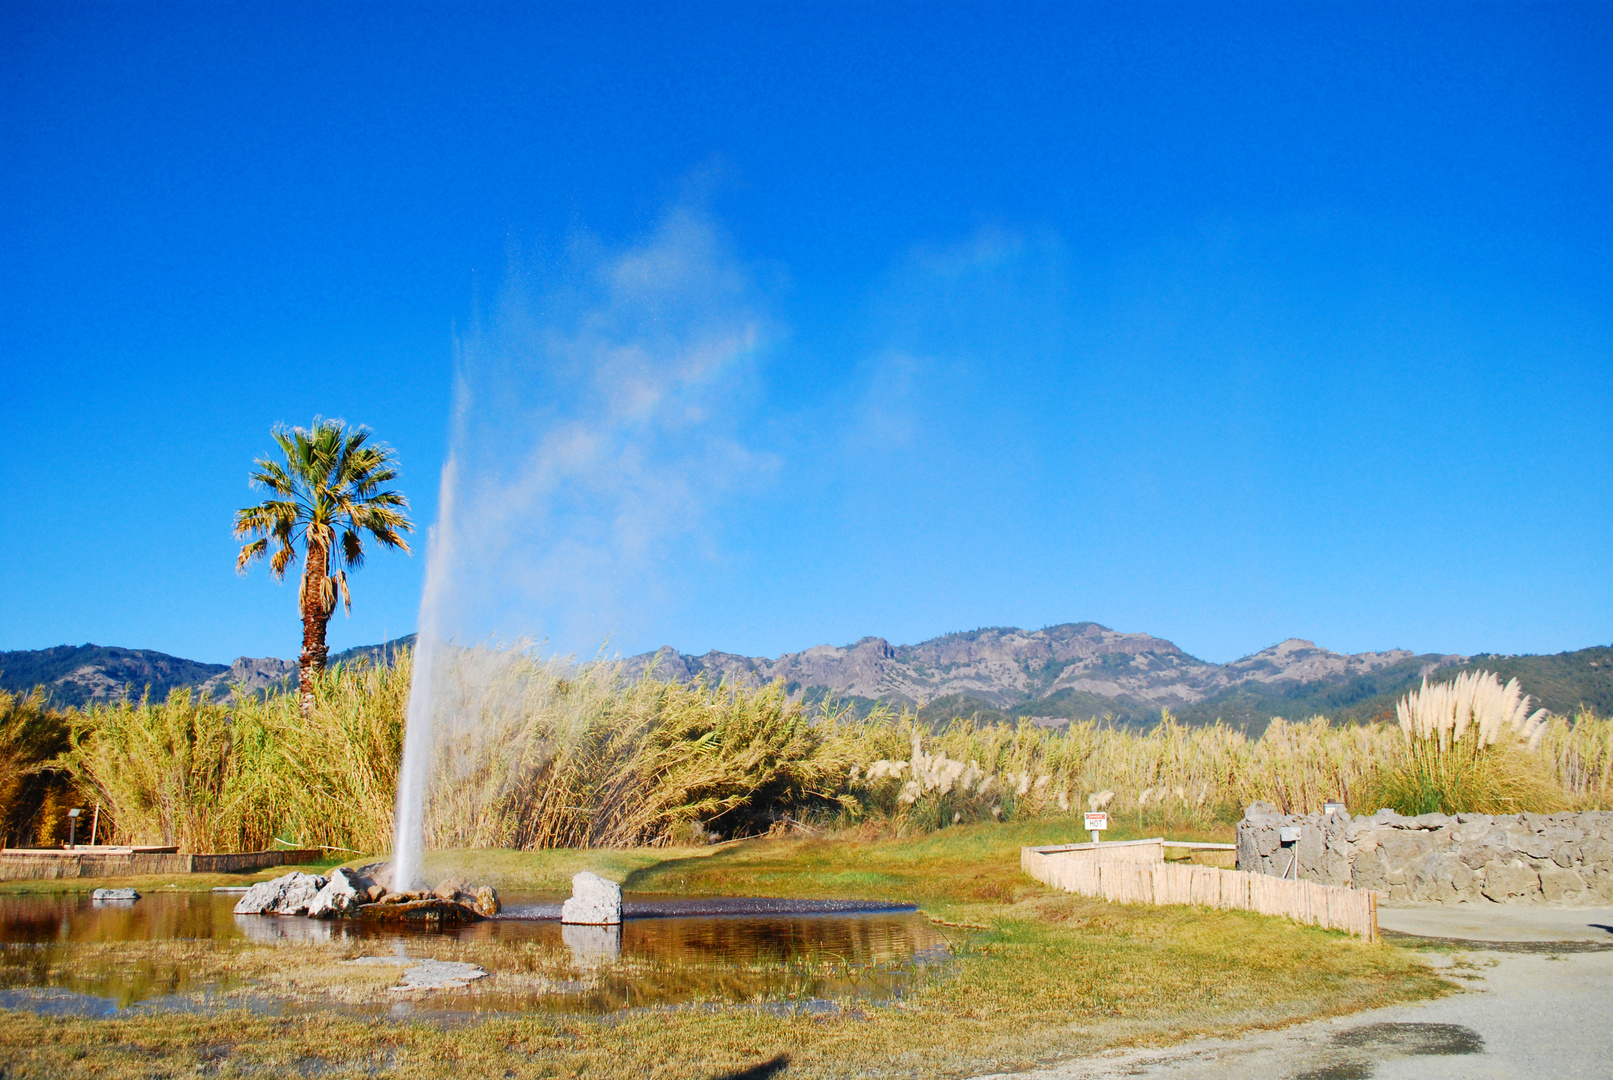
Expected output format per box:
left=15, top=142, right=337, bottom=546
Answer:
left=233, top=871, right=329, bottom=915
left=561, top=871, right=622, bottom=925
left=1539, top=867, right=1588, bottom=903
left=307, top=867, right=364, bottom=918
left=1481, top=861, right=1540, bottom=903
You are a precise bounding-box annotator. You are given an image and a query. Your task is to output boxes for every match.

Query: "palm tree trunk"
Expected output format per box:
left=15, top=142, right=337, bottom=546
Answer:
left=298, top=535, right=332, bottom=717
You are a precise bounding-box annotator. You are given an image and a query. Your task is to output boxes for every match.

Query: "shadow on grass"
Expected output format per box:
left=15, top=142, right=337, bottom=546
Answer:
left=620, top=854, right=705, bottom=894
left=709, top=1053, right=789, bottom=1080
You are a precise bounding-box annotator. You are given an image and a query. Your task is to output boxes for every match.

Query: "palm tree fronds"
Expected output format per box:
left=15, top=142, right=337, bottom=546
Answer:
left=236, top=417, right=415, bottom=711
left=235, top=538, right=269, bottom=572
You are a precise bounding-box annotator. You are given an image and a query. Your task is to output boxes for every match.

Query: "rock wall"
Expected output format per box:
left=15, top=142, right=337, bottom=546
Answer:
left=1236, top=802, right=1613, bottom=905
left=0, top=847, right=321, bottom=881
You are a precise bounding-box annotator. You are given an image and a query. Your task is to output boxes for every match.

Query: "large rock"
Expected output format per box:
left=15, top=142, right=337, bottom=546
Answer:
left=1481, top=861, right=1541, bottom=903
left=561, top=871, right=622, bottom=925
left=307, top=867, right=363, bottom=918
left=356, top=897, right=481, bottom=927
left=1539, top=867, right=1588, bottom=903
left=233, top=871, right=328, bottom=915
left=1351, top=847, right=1391, bottom=892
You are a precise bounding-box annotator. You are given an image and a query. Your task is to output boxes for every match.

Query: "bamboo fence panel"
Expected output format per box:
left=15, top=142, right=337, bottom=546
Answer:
left=1021, top=845, right=1377, bottom=940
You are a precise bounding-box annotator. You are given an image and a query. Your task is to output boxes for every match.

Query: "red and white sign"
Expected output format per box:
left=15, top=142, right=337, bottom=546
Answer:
left=1083, top=812, right=1109, bottom=831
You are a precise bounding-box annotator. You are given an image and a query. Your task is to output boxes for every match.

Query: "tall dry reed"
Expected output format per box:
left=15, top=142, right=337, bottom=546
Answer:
left=410, top=646, right=856, bottom=850
left=60, top=657, right=407, bottom=853
left=1539, top=708, right=1613, bottom=810
left=34, top=650, right=1613, bottom=853
left=0, top=689, right=76, bottom=847
left=1366, top=670, right=1559, bottom=814
left=837, top=712, right=1401, bottom=831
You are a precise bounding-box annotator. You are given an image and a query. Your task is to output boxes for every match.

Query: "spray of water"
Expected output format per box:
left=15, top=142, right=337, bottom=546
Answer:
left=389, top=456, right=458, bottom=891
left=389, top=208, right=772, bottom=887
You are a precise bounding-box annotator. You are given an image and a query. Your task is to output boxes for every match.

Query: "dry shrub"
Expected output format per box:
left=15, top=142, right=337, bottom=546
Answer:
left=1538, top=708, right=1613, bottom=810
left=413, top=646, right=856, bottom=850
left=0, top=689, right=79, bottom=846
left=1362, top=671, right=1561, bottom=815
left=43, top=650, right=1613, bottom=854
left=60, top=658, right=407, bottom=852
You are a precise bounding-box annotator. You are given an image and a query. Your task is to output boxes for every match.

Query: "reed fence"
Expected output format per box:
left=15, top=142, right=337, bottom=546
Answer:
left=1022, top=840, right=1378, bottom=940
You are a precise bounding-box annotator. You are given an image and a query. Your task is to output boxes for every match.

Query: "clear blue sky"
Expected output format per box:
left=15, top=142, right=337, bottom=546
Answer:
left=2, top=2, right=1609, bottom=666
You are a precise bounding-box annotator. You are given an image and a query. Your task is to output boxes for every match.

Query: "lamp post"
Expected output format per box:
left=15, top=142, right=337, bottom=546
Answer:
left=66, top=808, right=82, bottom=850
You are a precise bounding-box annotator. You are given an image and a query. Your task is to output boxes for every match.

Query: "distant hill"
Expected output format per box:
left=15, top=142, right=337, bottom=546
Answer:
left=622, top=626, right=1465, bottom=732
left=329, top=635, right=417, bottom=669
left=0, top=645, right=299, bottom=708
left=1450, top=647, right=1613, bottom=718
left=0, top=645, right=296, bottom=708
left=624, top=626, right=1613, bottom=732
left=0, top=636, right=423, bottom=709
left=4, top=626, right=1608, bottom=726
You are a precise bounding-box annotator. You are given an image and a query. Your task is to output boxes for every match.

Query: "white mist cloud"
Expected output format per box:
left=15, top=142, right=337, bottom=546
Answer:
left=391, top=206, right=779, bottom=887
left=428, top=205, right=779, bottom=656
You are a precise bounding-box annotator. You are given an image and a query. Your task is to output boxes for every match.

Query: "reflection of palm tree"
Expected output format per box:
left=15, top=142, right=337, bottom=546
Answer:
left=234, top=419, right=413, bottom=715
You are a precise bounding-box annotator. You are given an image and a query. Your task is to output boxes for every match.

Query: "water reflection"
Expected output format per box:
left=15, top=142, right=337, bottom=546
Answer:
left=0, top=892, right=241, bottom=943
left=0, top=892, right=950, bottom=1017
left=562, top=923, right=621, bottom=965
left=234, top=915, right=339, bottom=943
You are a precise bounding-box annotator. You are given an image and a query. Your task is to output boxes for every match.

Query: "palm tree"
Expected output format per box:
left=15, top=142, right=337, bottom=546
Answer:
left=234, top=419, right=413, bottom=715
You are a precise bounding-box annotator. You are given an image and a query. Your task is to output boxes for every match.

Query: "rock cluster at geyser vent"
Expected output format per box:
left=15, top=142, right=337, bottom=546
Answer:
left=1237, top=803, right=1613, bottom=905
left=234, top=864, right=500, bottom=925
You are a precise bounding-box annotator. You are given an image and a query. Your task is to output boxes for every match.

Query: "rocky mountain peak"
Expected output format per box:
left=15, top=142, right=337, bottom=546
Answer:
left=618, top=624, right=1471, bottom=727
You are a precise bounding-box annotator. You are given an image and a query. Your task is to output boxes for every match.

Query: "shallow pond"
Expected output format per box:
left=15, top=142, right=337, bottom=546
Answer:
left=0, top=891, right=951, bottom=1019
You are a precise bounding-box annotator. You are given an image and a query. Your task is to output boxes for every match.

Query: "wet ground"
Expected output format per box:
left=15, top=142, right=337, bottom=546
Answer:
left=0, top=891, right=950, bottom=1019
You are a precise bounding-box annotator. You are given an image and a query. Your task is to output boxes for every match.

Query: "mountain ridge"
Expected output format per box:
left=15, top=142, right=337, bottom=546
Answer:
left=4, top=627, right=1609, bottom=728
left=620, top=623, right=1470, bottom=730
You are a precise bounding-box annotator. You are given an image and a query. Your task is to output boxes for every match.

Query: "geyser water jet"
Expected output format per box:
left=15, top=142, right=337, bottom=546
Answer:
left=391, top=455, right=458, bottom=891
left=389, top=208, right=771, bottom=886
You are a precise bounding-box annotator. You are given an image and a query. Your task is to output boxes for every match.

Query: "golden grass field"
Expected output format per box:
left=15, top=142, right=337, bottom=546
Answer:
left=5, top=650, right=1608, bottom=856
left=2, top=655, right=1597, bottom=1076
left=0, top=820, right=1453, bottom=1080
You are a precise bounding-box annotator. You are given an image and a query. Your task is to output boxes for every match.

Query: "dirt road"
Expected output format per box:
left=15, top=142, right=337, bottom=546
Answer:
left=976, top=906, right=1613, bottom=1080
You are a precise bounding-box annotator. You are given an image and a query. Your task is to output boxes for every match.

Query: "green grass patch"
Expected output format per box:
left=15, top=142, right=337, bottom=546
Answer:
left=0, top=824, right=1448, bottom=1079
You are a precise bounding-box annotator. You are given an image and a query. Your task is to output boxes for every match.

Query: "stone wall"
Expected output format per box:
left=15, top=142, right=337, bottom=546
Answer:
left=1236, top=802, right=1613, bottom=905
left=0, top=848, right=322, bottom=882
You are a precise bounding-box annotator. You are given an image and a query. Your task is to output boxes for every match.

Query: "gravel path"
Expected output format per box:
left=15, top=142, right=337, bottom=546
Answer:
left=974, top=907, right=1613, bottom=1080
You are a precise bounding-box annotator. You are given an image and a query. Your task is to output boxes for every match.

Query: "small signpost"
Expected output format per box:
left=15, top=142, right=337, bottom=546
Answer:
left=1083, top=811, right=1108, bottom=844
left=1278, top=825, right=1302, bottom=878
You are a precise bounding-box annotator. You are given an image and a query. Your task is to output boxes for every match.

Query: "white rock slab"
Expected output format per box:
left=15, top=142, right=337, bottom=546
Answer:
left=342, top=956, right=489, bottom=991
left=91, top=888, right=139, bottom=901
left=561, top=871, right=622, bottom=925
left=306, top=867, right=363, bottom=918
left=232, top=871, right=328, bottom=915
